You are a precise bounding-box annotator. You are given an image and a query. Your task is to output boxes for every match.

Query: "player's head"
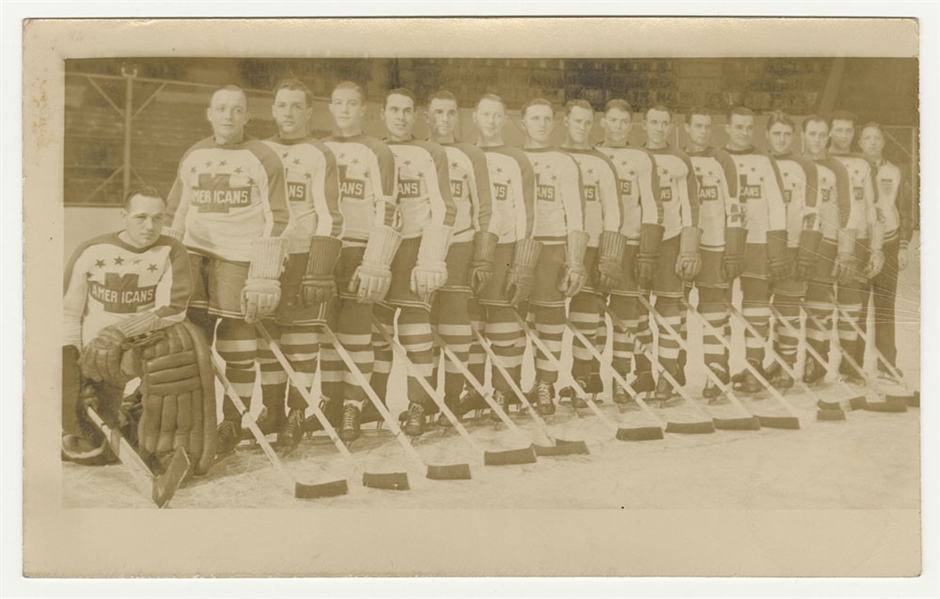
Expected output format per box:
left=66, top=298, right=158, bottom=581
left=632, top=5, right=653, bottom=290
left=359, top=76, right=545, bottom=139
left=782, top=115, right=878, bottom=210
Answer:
left=329, top=81, right=367, bottom=135
left=271, top=78, right=313, bottom=139
left=564, top=100, right=595, bottom=147
left=643, top=104, right=672, bottom=148
left=725, top=106, right=755, bottom=150
left=801, top=115, right=829, bottom=157
left=207, top=85, right=249, bottom=143
left=858, top=121, right=886, bottom=159
left=382, top=87, right=416, bottom=141
left=827, top=110, right=857, bottom=152
left=473, top=93, right=507, bottom=145
left=601, top=99, right=633, bottom=145
left=521, top=98, right=555, bottom=146
left=426, top=90, right=459, bottom=141
left=121, top=186, right=165, bottom=249
left=684, top=106, right=712, bottom=149
left=765, top=111, right=795, bottom=155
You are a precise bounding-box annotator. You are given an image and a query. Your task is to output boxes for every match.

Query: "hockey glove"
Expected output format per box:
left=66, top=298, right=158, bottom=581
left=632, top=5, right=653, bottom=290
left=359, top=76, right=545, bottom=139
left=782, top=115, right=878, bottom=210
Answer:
left=349, top=225, right=401, bottom=304
left=301, top=236, right=342, bottom=306
left=504, top=238, right=542, bottom=306
left=722, top=226, right=747, bottom=281
left=636, top=224, right=664, bottom=287
left=411, top=225, right=452, bottom=299
left=242, top=237, right=288, bottom=324
left=675, top=226, right=703, bottom=282
left=469, top=230, right=499, bottom=295
left=596, top=230, right=628, bottom=291
left=766, top=229, right=791, bottom=281
left=558, top=230, right=591, bottom=297
left=80, top=327, right=127, bottom=384
left=794, top=229, right=823, bottom=281
left=831, top=228, right=860, bottom=286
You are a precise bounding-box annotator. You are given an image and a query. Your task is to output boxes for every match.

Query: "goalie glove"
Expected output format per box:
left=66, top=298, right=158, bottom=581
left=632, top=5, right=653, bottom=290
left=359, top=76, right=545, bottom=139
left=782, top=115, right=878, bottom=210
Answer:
left=674, top=227, right=703, bottom=282
left=794, top=229, right=823, bottom=281
left=558, top=230, right=591, bottom=297
left=301, top=236, right=342, bottom=306
left=349, top=225, right=402, bottom=304
left=504, top=238, right=542, bottom=306
left=831, top=228, right=860, bottom=286
left=411, top=225, right=452, bottom=299
left=469, top=230, right=498, bottom=295
left=766, top=229, right=791, bottom=281
left=636, top=224, right=664, bottom=287
left=242, top=237, right=288, bottom=324
left=722, top=226, right=747, bottom=281
left=596, top=231, right=628, bottom=291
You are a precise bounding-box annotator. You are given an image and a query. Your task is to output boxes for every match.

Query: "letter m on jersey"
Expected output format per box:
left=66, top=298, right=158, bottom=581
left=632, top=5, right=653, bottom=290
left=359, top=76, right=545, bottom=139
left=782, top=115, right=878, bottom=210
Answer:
left=193, top=174, right=251, bottom=213
left=90, top=273, right=157, bottom=314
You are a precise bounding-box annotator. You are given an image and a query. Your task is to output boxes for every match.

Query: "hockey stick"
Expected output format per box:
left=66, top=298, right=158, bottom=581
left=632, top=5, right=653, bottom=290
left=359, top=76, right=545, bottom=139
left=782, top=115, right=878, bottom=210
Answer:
left=469, top=325, right=590, bottom=455
left=633, top=294, right=764, bottom=430
left=211, top=354, right=349, bottom=498
left=768, top=305, right=869, bottom=414
left=726, top=302, right=848, bottom=422
left=84, top=406, right=191, bottom=508
left=834, top=304, right=918, bottom=407
left=678, top=297, right=801, bottom=429
left=319, top=324, right=472, bottom=481
left=255, top=323, right=410, bottom=491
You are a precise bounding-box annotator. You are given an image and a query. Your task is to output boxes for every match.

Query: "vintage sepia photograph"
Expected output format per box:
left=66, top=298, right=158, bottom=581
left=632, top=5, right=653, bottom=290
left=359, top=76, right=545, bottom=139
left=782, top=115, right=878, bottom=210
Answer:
left=20, top=16, right=927, bottom=580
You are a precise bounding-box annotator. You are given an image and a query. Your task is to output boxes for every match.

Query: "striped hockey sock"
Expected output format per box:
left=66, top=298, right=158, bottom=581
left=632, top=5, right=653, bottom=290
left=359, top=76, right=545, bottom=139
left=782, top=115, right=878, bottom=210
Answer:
left=569, top=292, right=600, bottom=379
left=533, top=305, right=566, bottom=383
left=216, top=318, right=258, bottom=421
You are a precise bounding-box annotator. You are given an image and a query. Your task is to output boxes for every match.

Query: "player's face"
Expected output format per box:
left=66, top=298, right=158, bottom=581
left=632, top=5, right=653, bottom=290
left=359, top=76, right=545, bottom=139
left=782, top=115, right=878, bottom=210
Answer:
left=122, top=194, right=165, bottom=249
left=565, top=106, right=594, bottom=146
left=644, top=109, right=671, bottom=147
left=330, top=87, right=365, bottom=132
left=427, top=98, right=459, bottom=139
left=522, top=104, right=555, bottom=145
left=859, top=126, right=885, bottom=158
left=685, top=114, right=712, bottom=147
left=272, top=88, right=310, bottom=139
left=803, top=120, right=829, bottom=156
left=829, top=119, right=855, bottom=152
left=726, top=114, right=754, bottom=150
left=207, top=89, right=248, bottom=142
left=601, top=108, right=632, bottom=145
left=767, top=122, right=794, bottom=155
left=382, top=93, right=416, bottom=140
left=473, top=99, right=506, bottom=143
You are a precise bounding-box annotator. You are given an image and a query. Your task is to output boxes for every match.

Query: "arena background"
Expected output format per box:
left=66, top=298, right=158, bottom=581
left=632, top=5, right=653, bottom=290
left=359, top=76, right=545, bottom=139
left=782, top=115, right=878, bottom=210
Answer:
left=63, top=56, right=919, bottom=256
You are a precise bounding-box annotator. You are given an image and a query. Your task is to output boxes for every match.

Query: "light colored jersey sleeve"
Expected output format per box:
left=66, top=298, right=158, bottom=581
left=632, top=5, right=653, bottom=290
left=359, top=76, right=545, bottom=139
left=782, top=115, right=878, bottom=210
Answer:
left=679, top=154, right=699, bottom=228
left=467, top=147, right=495, bottom=235
left=561, top=158, right=585, bottom=233
left=597, top=154, right=623, bottom=233
left=251, top=142, right=291, bottom=238
left=765, top=157, right=787, bottom=231
left=152, top=238, right=194, bottom=322
left=312, top=144, right=343, bottom=237
left=639, top=152, right=662, bottom=226
left=164, top=153, right=193, bottom=234
left=427, top=144, right=457, bottom=228
left=800, top=157, right=821, bottom=233
left=370, top=142, right=400, bottom=229
left=517, top=155, right=537, bottom=240
left=716, top=149, right=744, bottom=229
left=62, top=245, right=91, bottom=349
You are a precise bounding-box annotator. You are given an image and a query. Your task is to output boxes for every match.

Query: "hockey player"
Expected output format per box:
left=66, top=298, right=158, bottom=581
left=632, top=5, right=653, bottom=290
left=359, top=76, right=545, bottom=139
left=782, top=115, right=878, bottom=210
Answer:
left=827, top=110, right=885, bottom=382
left=423, top=90, right=496, bottom=425
left=320, top=81, right=400, bottom=442
left=595, top=99, right=660, bottom=405
left=165, top=85, right=291, bottom=454
left=722, top=106, right=788, bottom=393
left=682, top=107, right=744, bottom=399
left=257, top=79, right=343, bottom=447
left=857, top=121, right=914, bottom=377
left=560, top=99, right=624, bottom=406
left=370, top=88, right=456, bottom=437
left=642, top=105, right=701, bottom=402
left=762, top=111, right=823, bottom=388
left=63, top=187, right=216, bottom=476
left=519, top=98, right=588, bottom=415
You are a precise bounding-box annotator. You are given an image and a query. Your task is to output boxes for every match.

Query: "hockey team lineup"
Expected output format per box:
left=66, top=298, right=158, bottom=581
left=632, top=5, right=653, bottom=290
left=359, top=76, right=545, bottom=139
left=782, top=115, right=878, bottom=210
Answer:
left=61, top=76, right=920, bottom=507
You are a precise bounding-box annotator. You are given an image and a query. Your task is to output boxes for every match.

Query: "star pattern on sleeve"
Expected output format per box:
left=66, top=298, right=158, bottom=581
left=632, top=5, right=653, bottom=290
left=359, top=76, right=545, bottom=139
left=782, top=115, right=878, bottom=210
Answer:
left=204, top=160, right=213, bottom=168
left=293, top=158, right=301, bottom=166
left=189, top=166, right=197, bottom=174
left=451, top=161, right=459, bottom=170
left=219, top=160, right=228, bottom=167
left=147, top=263, right=158, bottom=272
left=95, top=259, right=106, bottom=268
left=114, top=256, right=124, bottom=266
left=234, top=166, right=243, bottom=174
left=304, top=172, right=312, bottom=180
left=132, top=258, right=141, bottom=265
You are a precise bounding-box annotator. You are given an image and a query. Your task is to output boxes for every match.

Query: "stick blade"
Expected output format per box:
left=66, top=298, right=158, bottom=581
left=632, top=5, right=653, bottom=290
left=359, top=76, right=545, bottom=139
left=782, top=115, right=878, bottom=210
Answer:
left=427, top=463, right=472, bottom=480
left=616, top=426, right=665, bottom=441
left=910, top=391, right=920, bottom=408
left=865, top=399, right=908, bottom=413
left=152, top=446, right=191, bottom=508
left=533, top=440, right=591, bottom=456
left=362, top=471, right=410, bottom=491
left=295, top=479, right=349, bottom=499
left=817, top=408, right=846, bottom=421
left=757, top=415, right=801, bottom=430
left=664, top=420, right=715, bottom=435
left=483, top=447, right=538, bottom=466
left=713, top=417, right=761, bottom=431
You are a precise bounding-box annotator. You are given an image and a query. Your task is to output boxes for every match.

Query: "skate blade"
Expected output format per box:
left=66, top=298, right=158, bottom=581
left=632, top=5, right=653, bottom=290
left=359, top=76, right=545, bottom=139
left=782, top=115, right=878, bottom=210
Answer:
left=712, top=416, right=761, bottom=431
left=483, top=446, right=538, bottom=466
left=362, top=471, right=410, bottom=490
left=426, top=463, right=472, bottom=480
left=295, top=479, right=349, bottom=499
left=615, top=426, right=665, bottom=441
left=664, top=420, right=715, bottom=435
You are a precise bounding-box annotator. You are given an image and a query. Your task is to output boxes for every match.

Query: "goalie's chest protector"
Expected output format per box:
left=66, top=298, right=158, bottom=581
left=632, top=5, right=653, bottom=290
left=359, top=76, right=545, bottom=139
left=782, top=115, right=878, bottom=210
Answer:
left=595, top=145, right=654, bottom=243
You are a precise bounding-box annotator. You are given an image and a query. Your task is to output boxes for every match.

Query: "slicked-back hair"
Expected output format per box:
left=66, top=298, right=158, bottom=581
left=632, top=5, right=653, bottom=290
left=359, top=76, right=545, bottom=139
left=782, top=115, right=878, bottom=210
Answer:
left=211, top=84, right=247, bottom=106
left=828, top=110, right=857, bottom=129
left=767, top=111, right=795, bottom=131
left=124, top=186, right=164, bottom=210
left=564, top=99, right=593, bottom=116
left=333, top=80, right=366, bottom=102
left=645, top=104, right=672, bottom=121
left=728, top=105, right=755, bottom=121
left=860, top=121, right=885, bottom=137
left=801, top=114, right=827, bottom=133
left=476, top=93, right=507, bottom=111
left=384, top=87, right=416, bottom=109
left=273, top=78, right=313, bottom=108
left=521, top=97, right=554, bottom=118
left=427, top=90, right=458, bottom=106
left=687, top=106, right=711, bottom=121
left=604, top=99, right=633, bottom=116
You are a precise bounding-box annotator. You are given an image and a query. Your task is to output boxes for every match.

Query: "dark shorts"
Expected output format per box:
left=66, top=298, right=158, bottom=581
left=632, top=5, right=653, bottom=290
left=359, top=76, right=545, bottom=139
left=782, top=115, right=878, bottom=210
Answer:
left=651, top=235, right=683, bottom=297
left=772, top=248, right=805, bottom=297
left=696, top=249, right=728, bottom=289
left=274, top=253, right=330, bottom=326
left=385, top=237, right=431, bottom=311
left=743, top=242, right=769, bottom=279
left=609, top=244, right=639, bottom=297
left=477, top=243, right=515, bottom=307
left=439, top=239, right=473, bottom=294
left=335, top=245, right=366, bottom=301
left=808, top=238, right=837, bottom=284
left=188, top=253, right=249, bottom=319
left=579, top=247, right=601, bottom=296
left=529, top=243, right=567, bottom=308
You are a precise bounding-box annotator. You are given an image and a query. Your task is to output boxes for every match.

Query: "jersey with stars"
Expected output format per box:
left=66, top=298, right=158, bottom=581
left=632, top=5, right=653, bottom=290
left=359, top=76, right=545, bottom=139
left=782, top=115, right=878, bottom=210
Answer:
left=165, top=136, right=290, bottom=263
left=478, top=145, right=536, bottom=244
left=645, top=145, right=699, bottom=241
left=522, top=147, right=584, bottom=245
left=828, top=152, right=878, bottom=242
left=810, top=156, right=853, bottom=242
left=564, top=148, right=622, bottom=249
left=594, top=144, right=660, bottom=244
left=872, top=159, right=910, bottom=245
left=322, top=134, right=398, bottom=247
left=723, top=147, right=786, bottom=245
left=773, top=154, right=822, bottom=247
left=686, top=146, right=740, bottom=251
left=385, top=138, right=456, bottom=239
left=63, top=233, right=192, bottom=348
left=441, top=143, right=495, bottom=244
left=263, top=136, right=343, bottom=254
